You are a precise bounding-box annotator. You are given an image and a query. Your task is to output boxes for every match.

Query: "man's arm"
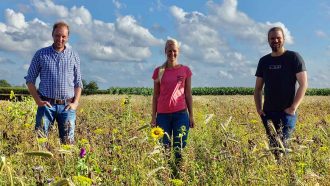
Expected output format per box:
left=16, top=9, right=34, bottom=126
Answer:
left=254, top=77, right=265, bottom=116
left=26, top=83, right=51, bottom=107
left=284, top=71, right=308, bottom=115
left=66, top=52, right=83, bottom=110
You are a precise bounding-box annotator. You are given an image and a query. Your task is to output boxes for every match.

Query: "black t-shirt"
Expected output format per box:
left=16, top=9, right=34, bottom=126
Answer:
left=255, top=50, right=306, bottom=112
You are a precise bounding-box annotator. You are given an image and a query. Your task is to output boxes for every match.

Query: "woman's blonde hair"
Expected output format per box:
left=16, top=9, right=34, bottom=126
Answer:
left=164, top=38, right=179, bottom=52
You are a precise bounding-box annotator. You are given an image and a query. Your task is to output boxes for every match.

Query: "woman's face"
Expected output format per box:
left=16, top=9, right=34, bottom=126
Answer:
left=165, top=43, right=179, bottom=62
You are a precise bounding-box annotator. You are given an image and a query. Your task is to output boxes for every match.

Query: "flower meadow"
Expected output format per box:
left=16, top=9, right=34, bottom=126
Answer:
left=0, top=94, right=329, bottom=185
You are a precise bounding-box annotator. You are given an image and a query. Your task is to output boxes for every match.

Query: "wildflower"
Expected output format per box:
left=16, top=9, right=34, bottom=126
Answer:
left=151, top=127, right=164, bottom=140
left=79, top=138, right=89, bottom=145
left=112, top=128, right=119, bottom=134
left=170, top=178, right=184, bottom=186
left=121, top=96, right=130, bottom=106
left=61, top=144, right=73, bottom=150
left=93, top=128, right=104, bottom=135
left=37, top=138, right=48, bottom=144
left=73, top=176, right=92, bottom=185
left=250, top=119, right=259, bottom=124
left=319, top=146, right=328, bottom=152
left=7, top=106, right=13, bottom=112
left=80, top=148, right=86, bottom=158
left=9, top=90, right=15, bottom=100
left=23, top=123, right=32, bottom=128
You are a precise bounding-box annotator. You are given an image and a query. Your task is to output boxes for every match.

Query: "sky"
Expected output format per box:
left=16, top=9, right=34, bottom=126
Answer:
left=0, top=0, right=329, bottom=89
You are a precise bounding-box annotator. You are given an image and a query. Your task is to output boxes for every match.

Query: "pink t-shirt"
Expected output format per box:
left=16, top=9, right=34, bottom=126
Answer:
left=152, top=65, right=192, bottom=113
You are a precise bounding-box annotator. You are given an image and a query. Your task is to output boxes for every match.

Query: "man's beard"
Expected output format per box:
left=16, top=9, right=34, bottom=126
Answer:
left=270, top=43, right=282, bottom=52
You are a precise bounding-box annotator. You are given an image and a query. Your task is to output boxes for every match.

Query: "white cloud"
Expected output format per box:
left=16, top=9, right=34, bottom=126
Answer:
left=112, top=0, right=122, bottom=9
left=0, top=56, right=14, bottom=64
left=32, top=0, right=68, bottom=18
left=91, top=75, right=108, bottom=84
left=149, top=0, right=165, bottom=12
left=0, top=0, right=325, bottom=88
left=31, top=1, right=163, bottom=62
left=23, top=64, right=30, bottom=71
left=0, top=9, right=50, bottom=54
left=170, top=6, right=227, bottom=64
left=219, top=70, right=233, bottom=79
left=309, top=72, right=330, bottom=88
left=68, top=6, right=92, bottom=25
left=206, top=0, right=293, bottom=45
left=5, top=9, right=28, bottom=29
left=315, top=30, right=328, bottom=38
left=169, top=0, right=295, bottom=85
left=73, top=15, right=163, bottom=62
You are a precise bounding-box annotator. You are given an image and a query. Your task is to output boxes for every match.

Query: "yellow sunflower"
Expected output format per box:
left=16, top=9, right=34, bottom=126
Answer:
left=151, top=127, right=164, bottom=140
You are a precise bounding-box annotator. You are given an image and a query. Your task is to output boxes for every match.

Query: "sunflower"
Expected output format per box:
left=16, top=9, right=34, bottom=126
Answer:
left=151, top=127, right=164, bottom=140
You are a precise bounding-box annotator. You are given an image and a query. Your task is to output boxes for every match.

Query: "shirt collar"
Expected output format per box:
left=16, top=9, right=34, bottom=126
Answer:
left=51, top=44, right=68, bottom=54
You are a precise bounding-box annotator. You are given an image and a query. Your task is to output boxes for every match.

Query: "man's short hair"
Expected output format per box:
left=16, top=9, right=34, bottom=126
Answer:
left=52, top=21, right=70, bottom=35
left=268, top=27, right=284, bottom=38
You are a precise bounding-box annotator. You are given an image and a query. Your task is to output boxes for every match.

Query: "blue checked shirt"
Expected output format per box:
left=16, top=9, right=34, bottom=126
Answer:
left=25, top=45, right=83, bottom=99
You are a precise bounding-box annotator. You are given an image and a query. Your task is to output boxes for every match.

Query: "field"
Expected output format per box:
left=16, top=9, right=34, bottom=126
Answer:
left=0, top=95, right=329, bottom=185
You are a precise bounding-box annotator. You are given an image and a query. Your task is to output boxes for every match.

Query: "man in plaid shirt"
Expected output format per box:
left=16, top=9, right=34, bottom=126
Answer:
left=25, top=21, right=83, bottom=144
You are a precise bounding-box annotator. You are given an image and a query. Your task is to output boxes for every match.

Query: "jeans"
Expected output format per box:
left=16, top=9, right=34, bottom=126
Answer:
left=261, top=111, right=297, bottom=151
left=156, top=110, right=190, bottom=159
left=35, top=104, right=76, bottom=144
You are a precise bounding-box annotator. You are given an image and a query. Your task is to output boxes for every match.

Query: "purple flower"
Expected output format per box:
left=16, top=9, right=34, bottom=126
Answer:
left=80, top=148, right=86, bottom=158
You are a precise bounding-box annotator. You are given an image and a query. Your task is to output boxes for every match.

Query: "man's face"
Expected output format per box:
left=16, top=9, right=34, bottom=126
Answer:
left=268, top=30, right=284, bottom=52
left=52, top=26, right=69, bottom=51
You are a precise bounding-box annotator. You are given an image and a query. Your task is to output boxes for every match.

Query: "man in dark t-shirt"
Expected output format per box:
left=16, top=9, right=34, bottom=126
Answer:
left=254, top=27, right=308, bottom=160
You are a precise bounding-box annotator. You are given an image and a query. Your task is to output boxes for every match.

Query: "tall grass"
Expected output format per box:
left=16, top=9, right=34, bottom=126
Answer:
left=0, top=95, right=329, bottom=185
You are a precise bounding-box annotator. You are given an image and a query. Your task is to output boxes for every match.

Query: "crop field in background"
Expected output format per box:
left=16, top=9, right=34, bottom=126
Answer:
left=0, top=95, right=329, bottom=185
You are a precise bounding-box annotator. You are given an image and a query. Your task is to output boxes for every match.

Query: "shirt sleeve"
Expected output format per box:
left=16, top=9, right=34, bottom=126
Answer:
left=152, top=67, right=159, bottom=80
left=255, top=59, right=263, bottom=78
left=186, top=66, right=192, bottom=78
left=24, top=51, right=41, bottom=84
left=294, top=52, right=306, bottom=73
left=73, top=52, right=83, bottom=88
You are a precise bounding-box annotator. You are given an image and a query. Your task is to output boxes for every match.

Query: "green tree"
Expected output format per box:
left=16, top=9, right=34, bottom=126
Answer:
left=85, top=81, right=99, bottom=91
left=0, top=79, right=11, bottom=87
left=82, top=79, right=88, bottom=88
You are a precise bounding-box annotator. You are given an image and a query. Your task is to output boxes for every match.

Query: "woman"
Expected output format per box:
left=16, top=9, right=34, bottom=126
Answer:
left=151, top=38, right=194, bottom=161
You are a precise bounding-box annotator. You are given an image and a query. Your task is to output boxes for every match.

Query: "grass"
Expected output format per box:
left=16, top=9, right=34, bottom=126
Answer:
left=0, top=95, right=329, bottom=185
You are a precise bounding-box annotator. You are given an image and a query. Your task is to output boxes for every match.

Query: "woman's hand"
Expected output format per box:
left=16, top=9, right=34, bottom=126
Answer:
left=189, top=115, right=195, bottom=128
left=150, top=117, right=157, bottom=127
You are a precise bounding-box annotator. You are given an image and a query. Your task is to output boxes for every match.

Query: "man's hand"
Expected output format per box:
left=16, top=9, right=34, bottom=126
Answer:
left=36, top=100, right=52, bottom=107
left=65, top=102, right=79, bottom=111
left=284, top=106, right=296, bottom=115
left=257, top=109, right=265, bottom=116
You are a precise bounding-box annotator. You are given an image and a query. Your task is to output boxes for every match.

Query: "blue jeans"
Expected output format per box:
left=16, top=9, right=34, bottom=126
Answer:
left=261, top=111, right=297, bottom=150
left=35, top=104, right=76, bottom=144
left=156, top=110, right=190, bottom=159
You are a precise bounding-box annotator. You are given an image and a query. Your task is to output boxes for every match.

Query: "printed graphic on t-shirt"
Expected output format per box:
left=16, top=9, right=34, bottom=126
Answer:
left=269, top=65, right=281, bottom=70
left=177, top=75, right=184, bottom=82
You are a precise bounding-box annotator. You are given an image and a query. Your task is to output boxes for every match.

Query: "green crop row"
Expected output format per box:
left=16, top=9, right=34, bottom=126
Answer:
left=0, top=87, right=329, bottom=96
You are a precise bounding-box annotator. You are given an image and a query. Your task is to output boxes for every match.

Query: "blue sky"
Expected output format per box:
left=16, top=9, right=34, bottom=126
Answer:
left=0, top=0, right=329, bottom=89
